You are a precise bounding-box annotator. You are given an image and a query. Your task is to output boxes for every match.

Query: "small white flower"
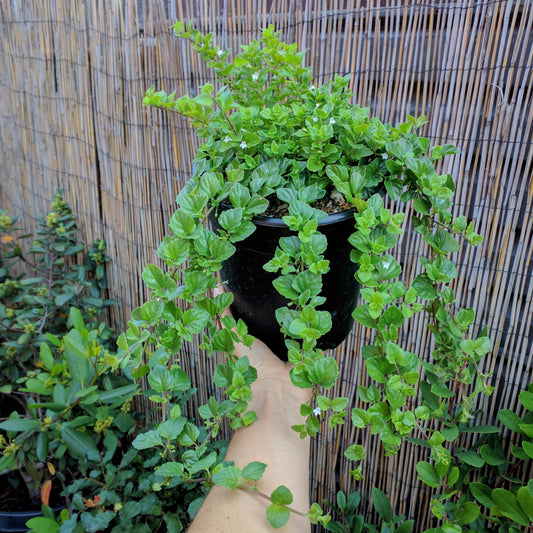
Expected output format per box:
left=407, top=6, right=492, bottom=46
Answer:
left=252, top=72, right=259, bottom=81
left=313, top=407, right=322, bottom=417
left=312, top=116, right=318, bottom=122
left=316, top=103, right=320, bottom=108
left=240, top=141, right=247, bottom=149
left=217, top=49, right=224, bottom=57
left=382, top=153, right=388, bottom=160
left=310, top=85, right=316, bottom=90
left=223, top=136, right=232, bottom=143
left=382, top=261, right=390, bottom=270
left=329, top=117, right=336, bottom=124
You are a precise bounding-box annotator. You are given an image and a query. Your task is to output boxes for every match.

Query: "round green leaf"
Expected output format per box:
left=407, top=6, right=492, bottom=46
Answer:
left=454, top=501, right=480, bottom=525
left=212, top=465, right=241, bottom=490
left=266, top=504, right=291, bottom=529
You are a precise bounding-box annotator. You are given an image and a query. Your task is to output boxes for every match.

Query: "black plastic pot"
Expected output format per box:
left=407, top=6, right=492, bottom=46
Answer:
left=0, top=473, right=66, bottom=532
left=0, top=507, right=65, bottom=533
left=212, top=207, right=359, bottom=359
left=0, top=509, right=41, bottom=532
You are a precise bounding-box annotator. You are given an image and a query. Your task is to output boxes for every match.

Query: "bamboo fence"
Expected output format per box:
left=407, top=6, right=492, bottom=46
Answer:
left=0, top=0, right=532, bottom=529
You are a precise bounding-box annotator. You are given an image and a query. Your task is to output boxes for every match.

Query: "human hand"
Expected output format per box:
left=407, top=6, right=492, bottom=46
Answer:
left=214, top=286, right=312, bottom=418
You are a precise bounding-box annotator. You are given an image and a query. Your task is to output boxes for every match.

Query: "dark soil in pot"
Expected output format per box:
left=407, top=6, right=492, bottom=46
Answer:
left=0, top=473, right=66, bottom=532
left=0, top=394, right=25, bottom=418
left=212, top=207, right=359, bottom=360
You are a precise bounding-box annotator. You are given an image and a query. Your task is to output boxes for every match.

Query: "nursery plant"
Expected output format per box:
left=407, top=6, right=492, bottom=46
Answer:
left=0, top=191, right=114, bottom=391
left=108, top=23, right=532, bottom=531
left=0, top=195, right=214, bottom=533
left=0, top=193, right=124, bottom=525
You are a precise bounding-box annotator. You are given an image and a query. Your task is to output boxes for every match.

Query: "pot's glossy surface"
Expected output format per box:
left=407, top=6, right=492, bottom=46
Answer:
left=0, top=509, right=49, bottom=532
left=214, top=208, right=359, bottom=359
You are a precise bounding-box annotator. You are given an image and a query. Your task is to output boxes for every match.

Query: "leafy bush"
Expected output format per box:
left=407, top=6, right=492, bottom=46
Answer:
left=0, top=190, right=114, bottom=390
left=0, top=193, right=213, bottom=533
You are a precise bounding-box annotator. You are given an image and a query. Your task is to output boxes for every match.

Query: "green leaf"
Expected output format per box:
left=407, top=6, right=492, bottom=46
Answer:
left=469, top=482, right=495, bottom=509
left=492, top=488, right=531, bottom=526
left=63, top=331, right=91, bottom=383
left=416, top=461, right=441, bottom=488
left=36, top=430, right=49, bottom=462
left=431, top=382, right=454, bottom=398
left=441, top=425, right=459, bottom=442
left=142, top=264, right=166, bottom=289
left=309, top=357, right=339, bottom=389
left=148, top=366, right=190, bottom=393
left=344, top=444, right=365, bottom=461
left=520, top=424, right=533, bottom=438
left=158, top=418, right=187, bottom=440
left=241, top=461, right=267, bottom=481
left=454, top=501, right=480, bottom=525
left=68, top=306, right=85, bottom=332
left=132, top=429, right=163, bottom=450
left=519, top=391, right=533, bottom=411
left=479, top=444, right=507, bottom=466
left=0, top=454, right=16, bottom=472
left=270, top=485, right=293, bottom=506
left=412, top=274, right=438, bottom=300
left=0, top=417, right=41, bottom=432
left=365, top=357, right=394, bottom=384
left=164, top=514, right=183, bottom=533
left=97, top=383, right=139, bottom=403
left=371, top=487, right=393, bottom=523
left=456, top=451, right=485, bottom=468
left=518, top=486, right=533, bottom=520
left=55, top=289, right=75, bottom=306
left=447, top=466, right=459, bottom=487
left=80, top=511, right=115, bottom=532
left=61, top=427, right=98, bottom=460
left=131, top=300, right=164, bottom=325
left=25, top=517, right=60, bottom=533
left=396, top=520, right=415, bottom=533
left=426, top=229, right=460, bottom=253
left=266, top=503, right=291, bottom=529
left=522, top=440, right=533, bottom=459
left=212, top=465, right=241, bottom=489
left=157, top=462, right=185, bottom=477
left=187, top=451, right=217, bottom=475
left=498, top=409, right=524, bottom=433
left=218, top=208, right=244, bottom=233
left=352, top=305, right=378, bottom=328
left=115, top=413, right=135, bottom=433
left=39, top=342, right=55, bottom=370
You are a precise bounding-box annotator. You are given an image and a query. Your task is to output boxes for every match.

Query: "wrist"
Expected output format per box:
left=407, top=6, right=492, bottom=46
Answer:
left=247, top=379, right=310, bottom=430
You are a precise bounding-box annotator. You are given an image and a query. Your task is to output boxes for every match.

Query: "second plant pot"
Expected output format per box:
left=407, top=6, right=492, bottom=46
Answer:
left=212, top=207, right=359, bottom=360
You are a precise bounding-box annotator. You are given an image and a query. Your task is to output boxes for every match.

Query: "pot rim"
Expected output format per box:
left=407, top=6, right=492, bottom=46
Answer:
left=252, top=206, right=356, bottom=228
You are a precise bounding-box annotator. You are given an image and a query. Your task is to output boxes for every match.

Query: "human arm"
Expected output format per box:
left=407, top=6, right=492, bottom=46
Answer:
left=187, top=336, right=312, bottom=532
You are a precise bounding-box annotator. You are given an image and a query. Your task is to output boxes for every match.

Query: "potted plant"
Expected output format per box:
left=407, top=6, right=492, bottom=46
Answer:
left=120, top=22, right=498, bottom=530
left=144, top=23, right=416, bottom=361
left=140, top=22, right=481, bottom=388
